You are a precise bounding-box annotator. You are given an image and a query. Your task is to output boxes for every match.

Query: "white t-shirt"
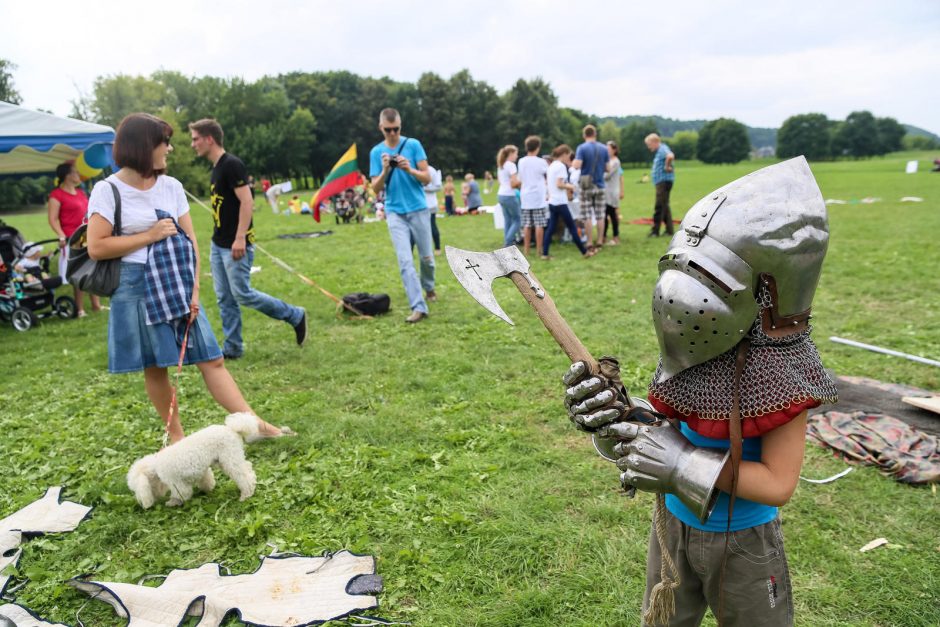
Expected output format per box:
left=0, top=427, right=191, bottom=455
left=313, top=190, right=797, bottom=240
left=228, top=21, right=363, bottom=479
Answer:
left=497, top=161, right=517, bottom=196
left=517, top=155, right=548, bottom=209
left=568, top=168, right=582, bottom=218
left=424, top=166, right=442, bottom=209
left=547, top=161, right=571, bottom=206
left=87, top=174, right=190, bottom=264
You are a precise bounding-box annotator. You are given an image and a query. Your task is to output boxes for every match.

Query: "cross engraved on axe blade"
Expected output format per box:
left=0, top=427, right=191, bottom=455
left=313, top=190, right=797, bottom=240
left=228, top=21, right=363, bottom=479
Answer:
left=445, top=244, right=638, bottom=465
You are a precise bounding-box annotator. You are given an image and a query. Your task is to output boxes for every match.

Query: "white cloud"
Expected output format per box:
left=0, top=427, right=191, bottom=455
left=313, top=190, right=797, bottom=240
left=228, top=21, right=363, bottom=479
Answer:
left=1, top=0, right=937, bottom=132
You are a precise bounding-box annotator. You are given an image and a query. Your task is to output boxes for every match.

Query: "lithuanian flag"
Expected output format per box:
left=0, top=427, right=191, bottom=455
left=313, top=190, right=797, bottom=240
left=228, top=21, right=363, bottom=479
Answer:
left=310, top=144, right=363, bottom=222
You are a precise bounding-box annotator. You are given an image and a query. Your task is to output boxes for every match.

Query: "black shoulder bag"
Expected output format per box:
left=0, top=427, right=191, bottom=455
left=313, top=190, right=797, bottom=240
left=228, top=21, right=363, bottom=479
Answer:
left=66, top=181, right=123, bottom=297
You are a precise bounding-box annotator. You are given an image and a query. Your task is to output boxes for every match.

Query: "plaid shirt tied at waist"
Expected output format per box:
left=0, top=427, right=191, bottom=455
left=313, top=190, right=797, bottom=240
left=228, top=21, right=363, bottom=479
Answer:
left=145, top=209, right=196, bottom=344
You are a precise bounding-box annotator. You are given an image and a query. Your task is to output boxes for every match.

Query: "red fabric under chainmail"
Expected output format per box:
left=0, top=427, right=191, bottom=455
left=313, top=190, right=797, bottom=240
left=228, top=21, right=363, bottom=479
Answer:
left=649, top=395, right=820, bottom=439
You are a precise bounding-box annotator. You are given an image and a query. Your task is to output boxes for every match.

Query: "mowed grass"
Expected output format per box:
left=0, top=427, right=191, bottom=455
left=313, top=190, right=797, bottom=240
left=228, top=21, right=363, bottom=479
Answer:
left=0, top=152, right=938, bottom=626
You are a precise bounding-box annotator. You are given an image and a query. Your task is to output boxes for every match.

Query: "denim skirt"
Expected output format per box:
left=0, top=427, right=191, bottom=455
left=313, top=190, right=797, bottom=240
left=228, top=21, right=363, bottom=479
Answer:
left=108, top=262, right=223, bottom=373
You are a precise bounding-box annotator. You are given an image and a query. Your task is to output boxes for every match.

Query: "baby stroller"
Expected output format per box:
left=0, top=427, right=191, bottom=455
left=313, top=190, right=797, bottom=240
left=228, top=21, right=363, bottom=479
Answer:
left=0, top=220, right=77, bottom=331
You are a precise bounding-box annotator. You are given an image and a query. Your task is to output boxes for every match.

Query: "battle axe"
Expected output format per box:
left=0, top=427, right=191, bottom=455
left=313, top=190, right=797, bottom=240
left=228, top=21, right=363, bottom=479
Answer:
left=445, top=245, right=646, bottom=463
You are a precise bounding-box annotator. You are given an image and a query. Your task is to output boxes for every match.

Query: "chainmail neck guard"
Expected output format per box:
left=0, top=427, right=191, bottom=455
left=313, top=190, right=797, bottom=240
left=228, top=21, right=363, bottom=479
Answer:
left=648, top=287, right=838, bottom=421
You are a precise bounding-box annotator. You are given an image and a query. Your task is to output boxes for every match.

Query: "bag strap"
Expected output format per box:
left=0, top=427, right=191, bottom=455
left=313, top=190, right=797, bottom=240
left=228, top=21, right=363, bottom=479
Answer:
left=106, top=181, right=123, bottom=236
left=718, top=338, right=751, bottom=625
left=587, top=143, right=603, bottom=182
left=384, top=138, right=411, bottom=195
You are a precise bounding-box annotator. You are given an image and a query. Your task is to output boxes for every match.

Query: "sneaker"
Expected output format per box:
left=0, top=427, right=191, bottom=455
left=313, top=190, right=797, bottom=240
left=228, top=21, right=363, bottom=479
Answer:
left=647, top=231, right=660, bottom=238
left=293, top=310, right=307, bottom=346
left=405, top=310, right=428, bottom=324
left=426, top=290, right=438, bottom=303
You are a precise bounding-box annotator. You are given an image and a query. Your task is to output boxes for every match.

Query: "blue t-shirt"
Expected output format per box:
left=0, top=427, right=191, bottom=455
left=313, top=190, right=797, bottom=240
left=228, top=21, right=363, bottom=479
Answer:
left=575, top=141, right=609, bottom=187
left=665, top=421, right=778, bottom=532
left=466, top=180, right=482, bottom=207
left=369, top=137, right=428, bottom=214
left=651, top=143, right=675, bottom=184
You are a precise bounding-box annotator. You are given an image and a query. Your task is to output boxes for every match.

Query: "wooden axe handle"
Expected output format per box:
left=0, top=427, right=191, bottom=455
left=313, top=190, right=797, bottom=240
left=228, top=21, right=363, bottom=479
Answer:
left=508, top=270, right=599, bottom=373
left=509, top=268, right=638, bottom=418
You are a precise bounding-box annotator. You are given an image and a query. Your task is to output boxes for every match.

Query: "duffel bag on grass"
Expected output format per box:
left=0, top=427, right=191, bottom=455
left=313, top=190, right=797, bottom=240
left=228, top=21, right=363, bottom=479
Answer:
left=342, top=292, right=390, bottom=316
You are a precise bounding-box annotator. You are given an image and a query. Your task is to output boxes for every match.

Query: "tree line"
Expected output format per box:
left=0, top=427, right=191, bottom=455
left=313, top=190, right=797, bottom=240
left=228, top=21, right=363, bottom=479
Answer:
left=1, top=59, right=936, bottom=208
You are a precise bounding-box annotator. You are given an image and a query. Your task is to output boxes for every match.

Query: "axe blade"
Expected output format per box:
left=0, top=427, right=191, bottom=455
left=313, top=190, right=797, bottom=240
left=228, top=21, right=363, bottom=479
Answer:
left=445, top=245, right=531, bottom=325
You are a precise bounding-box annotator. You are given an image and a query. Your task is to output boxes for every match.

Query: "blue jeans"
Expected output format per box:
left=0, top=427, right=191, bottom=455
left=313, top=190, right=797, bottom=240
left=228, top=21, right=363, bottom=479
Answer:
left=387, top=209, right=435, bottom=314
left=210, top=243, right=304, bottom=356
left=498, top=194, right=522, bottom=247
left=543, top=204, right=587, bottom=256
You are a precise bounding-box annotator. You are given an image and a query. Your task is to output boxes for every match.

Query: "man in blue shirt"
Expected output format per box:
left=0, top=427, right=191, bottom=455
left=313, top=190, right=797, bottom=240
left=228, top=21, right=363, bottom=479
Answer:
left=572, top=124, right=609, bottom=249
left=370, top=108, right=435, bottom=323
left=645, top=133, right=676, bottom=237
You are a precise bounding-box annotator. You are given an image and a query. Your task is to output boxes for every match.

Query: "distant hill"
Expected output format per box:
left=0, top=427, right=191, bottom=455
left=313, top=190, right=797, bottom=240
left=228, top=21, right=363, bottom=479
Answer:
left=903, top=124, right=940, bottom=142
left=598, top=115, right=778, bottom=149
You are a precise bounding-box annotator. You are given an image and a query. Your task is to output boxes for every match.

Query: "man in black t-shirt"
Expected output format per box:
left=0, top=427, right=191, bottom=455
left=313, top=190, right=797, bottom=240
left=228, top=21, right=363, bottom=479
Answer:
left=190, top=119, right=306, bottom=359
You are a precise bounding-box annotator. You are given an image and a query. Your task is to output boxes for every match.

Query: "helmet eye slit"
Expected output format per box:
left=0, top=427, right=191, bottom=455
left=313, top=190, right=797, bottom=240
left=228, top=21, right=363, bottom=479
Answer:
left=687, top=260, right=732, bottom=293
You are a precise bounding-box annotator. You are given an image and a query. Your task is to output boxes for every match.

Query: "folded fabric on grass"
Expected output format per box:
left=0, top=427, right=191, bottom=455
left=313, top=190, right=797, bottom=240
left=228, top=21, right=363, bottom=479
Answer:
left=0, top=603, right=68, bottom=627
left=0, top=487, right=91, bottom=596
left=807, top=411, right=940, bottom=484
left=69, top=550, right=382, bottom=627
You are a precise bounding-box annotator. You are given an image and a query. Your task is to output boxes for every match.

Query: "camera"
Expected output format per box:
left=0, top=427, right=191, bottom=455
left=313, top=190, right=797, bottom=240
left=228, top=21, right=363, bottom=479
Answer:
left=386, top=155, right=399, bottom=169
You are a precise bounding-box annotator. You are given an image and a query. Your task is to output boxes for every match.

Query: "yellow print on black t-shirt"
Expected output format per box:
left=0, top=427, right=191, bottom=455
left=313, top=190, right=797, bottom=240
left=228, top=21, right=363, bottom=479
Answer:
left=210, top=181, right=255, bottom=243
left=210, top=182, right=223, bottom=228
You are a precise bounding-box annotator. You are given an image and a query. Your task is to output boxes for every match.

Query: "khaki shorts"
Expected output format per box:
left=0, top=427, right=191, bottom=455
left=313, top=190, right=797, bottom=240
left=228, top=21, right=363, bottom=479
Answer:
left=642, top=509, right=793, bottom=627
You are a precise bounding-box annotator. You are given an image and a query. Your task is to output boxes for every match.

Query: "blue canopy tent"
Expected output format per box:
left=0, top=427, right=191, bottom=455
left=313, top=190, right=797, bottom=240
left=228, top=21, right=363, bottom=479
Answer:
left=0, top=100, right=114, bottom=177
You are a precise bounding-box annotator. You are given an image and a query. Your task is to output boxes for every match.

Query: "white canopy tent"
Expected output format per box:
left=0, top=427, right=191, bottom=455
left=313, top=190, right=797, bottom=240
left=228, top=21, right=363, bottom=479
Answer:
left=0, top=101, right=114, bottom=176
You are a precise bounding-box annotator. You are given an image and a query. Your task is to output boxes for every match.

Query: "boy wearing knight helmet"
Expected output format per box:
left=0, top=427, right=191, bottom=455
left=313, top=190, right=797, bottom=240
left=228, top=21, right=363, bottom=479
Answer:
left=562, top=157, right=838, bottom=626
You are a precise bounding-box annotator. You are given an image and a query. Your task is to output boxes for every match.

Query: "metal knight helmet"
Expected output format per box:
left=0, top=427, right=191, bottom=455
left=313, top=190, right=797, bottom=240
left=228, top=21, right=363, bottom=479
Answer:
left=651, top=156, right=829, bottom=382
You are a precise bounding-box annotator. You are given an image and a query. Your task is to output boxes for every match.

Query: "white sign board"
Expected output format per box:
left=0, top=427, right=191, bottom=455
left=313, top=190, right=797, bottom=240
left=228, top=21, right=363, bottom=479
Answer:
left=491, top=204, right=504, bottom=230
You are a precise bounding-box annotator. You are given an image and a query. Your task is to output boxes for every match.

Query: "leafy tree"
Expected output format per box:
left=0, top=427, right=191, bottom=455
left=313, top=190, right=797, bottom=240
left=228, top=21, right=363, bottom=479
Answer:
left=776, top=113, right=832, bottom=160
left=665, top=131, right=698, bottom=160
left=696, top=118, right=751, bottom=164
left=558, top=107, right=590, bottom=150
left=413, top=72, right=463, bottom=170
left=90, top=74, right=169, bottom=127
left=280, top=107, right=318, bottom=181
left=619, top=119, right=659, bottom=165
left=832, top=111, right=880, bottom=158
left=902, top=134, right=939, bottom=150
left=598, top=120, right=619, bottom=144
left=0, top=58, right=21, bottom=104
left=448, top=70, right=504, bottom=175
left=501, top=78, right=561, bottom=152
left=875, top=116, right=905, bottom=154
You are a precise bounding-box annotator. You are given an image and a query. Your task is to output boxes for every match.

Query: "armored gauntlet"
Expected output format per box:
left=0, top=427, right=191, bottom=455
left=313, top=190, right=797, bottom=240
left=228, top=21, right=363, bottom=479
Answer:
left=562, top=357, right=630, bottom=431
left=614, top=420, right=729, bottom=523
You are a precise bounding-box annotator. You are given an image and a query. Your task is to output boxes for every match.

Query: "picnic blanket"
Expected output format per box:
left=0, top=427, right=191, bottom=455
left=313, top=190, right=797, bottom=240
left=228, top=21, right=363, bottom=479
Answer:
left=806, top=411, right=940, bottom=484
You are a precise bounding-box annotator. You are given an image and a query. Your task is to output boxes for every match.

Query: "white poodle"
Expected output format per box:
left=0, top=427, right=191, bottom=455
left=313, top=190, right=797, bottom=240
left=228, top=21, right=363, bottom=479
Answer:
left=127, top=412, right=260, bottom=509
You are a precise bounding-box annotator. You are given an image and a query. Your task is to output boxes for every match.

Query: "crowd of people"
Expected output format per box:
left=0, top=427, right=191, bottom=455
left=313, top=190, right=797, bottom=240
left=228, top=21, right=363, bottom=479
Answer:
left=30, top=107, right=840, bottom=627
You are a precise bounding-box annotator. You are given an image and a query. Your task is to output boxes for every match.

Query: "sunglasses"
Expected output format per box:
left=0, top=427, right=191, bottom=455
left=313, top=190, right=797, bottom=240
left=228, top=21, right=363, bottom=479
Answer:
left=162, top=137, right=172, bottom=145
left=382, top=127, right=400, bottom=134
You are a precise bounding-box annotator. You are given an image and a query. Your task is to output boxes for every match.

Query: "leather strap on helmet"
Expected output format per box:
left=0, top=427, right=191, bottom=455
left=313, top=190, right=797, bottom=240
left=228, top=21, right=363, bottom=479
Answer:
left=718, top=338, right=750, bottom=624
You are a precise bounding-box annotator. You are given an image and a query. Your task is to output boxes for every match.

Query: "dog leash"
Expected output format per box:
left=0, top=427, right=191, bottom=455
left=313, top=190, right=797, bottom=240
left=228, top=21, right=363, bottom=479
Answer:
left=163, top=316, right=194, bottom=448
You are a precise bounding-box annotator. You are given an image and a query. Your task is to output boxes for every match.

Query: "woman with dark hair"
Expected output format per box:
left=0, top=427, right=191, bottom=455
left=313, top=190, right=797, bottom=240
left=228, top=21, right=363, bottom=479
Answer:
left=48, top=161, right=102, bottom=316
left=85, top=113, right=289, bottom=443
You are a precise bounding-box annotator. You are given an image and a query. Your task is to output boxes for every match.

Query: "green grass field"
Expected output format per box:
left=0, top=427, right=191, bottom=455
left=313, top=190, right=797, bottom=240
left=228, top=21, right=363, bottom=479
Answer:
left=1, top=153, right=938, bottom=626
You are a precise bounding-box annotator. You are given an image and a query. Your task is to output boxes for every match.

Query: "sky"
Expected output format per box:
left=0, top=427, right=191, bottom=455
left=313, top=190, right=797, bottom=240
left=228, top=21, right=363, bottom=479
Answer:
left=2, top=0, right=938, bottom=133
